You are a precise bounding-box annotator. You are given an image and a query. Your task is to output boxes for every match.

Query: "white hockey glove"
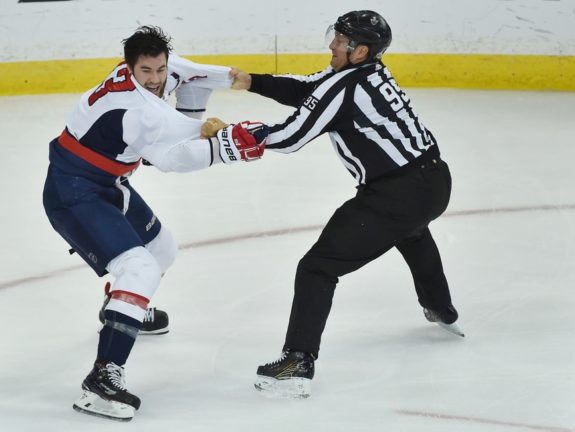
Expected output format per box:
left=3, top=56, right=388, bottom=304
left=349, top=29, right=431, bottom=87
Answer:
left=216, top=121, right=269, bottom=163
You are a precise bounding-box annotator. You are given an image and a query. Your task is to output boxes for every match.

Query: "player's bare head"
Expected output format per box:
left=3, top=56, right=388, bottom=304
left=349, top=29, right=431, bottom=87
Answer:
left=123, top=26, right=173, bottom=70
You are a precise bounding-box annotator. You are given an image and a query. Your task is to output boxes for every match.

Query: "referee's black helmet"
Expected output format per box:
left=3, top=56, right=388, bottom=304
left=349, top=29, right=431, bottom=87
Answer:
left=333, top=10, right=392, bottom=60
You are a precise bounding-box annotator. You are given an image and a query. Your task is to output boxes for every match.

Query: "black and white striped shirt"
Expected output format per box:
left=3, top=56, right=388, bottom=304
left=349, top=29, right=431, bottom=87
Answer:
left=249, top=62, right=439, bottom=184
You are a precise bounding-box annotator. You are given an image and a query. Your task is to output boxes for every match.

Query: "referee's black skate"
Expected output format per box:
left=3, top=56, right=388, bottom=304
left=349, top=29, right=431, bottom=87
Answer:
left=73, top=360, right=140, bottom=421
left=423, top=304, right=465, bottom=337
left=254, top=349, right=315, bottom=398
left=99, top=282, right=169, bottom=335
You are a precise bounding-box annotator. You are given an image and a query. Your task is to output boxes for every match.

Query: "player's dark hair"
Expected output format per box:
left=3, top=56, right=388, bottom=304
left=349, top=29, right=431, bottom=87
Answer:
left=123, top=26, right=173, bottom=69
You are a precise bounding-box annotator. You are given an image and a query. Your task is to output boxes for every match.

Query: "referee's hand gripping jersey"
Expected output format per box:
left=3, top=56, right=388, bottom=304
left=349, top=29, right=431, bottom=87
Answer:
left=233, top=11, right=464, bottom=399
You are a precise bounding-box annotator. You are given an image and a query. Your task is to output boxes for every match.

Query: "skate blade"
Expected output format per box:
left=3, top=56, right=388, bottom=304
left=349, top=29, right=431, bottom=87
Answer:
left=139, top=327, right=169, bottom=335
left=73, top=390, right=135, bottom=422
left=437, top=321, right=465, bottom=337
left=254, top=376, right=311, bottom=399
left=97, top=325, right=169, bottom=335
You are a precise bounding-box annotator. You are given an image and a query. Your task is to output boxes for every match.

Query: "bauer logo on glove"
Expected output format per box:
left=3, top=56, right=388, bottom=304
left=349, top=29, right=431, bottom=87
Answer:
left=216, top=121, right=269, bottom=163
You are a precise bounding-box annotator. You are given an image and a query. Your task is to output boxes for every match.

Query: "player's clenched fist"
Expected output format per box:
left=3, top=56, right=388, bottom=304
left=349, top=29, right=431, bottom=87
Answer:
left=201, top=117, right=228, bottom=138
left=216, top=121, right=269, bottom=163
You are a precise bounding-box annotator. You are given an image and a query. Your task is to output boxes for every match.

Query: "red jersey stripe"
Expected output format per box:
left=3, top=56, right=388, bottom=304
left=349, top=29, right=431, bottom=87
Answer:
left=57, top=129, right=140, bottom=176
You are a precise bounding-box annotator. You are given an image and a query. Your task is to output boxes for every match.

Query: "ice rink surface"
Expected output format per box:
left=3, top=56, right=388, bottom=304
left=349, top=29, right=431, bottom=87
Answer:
left=0, top=87, right=574, bottom=431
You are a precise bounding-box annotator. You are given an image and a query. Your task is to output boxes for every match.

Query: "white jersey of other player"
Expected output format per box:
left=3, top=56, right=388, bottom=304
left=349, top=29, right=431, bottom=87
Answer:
left=63, top=53, right=231, bottom=174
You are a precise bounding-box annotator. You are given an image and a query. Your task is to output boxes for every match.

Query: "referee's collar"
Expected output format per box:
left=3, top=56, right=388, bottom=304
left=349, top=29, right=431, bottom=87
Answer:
left=339, top=59, right=382, bottom=72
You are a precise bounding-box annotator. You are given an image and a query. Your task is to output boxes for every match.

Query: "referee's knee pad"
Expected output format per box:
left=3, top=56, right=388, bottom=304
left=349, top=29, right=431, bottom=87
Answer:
left=106, top=246, right=162, bottom=301
left=145, top=227, right=177, bottom=274
left=296, top=254, right=339, bottom=282
left=297, top=254, right=321, bottom=272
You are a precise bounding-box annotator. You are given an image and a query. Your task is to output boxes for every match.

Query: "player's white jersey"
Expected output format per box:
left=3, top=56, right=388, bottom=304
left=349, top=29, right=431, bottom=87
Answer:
left=54, top=54, right=231, bottom=177
left=167, top=53, right=231, bottom=118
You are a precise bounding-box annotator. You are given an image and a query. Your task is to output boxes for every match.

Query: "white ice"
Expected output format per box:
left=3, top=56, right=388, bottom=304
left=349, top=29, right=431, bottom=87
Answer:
left=0, top=88, right=574, bottom=432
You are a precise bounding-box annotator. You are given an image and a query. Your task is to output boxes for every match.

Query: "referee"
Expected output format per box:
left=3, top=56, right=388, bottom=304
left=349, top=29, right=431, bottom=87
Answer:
left=232, top=10, right=463, bottom=399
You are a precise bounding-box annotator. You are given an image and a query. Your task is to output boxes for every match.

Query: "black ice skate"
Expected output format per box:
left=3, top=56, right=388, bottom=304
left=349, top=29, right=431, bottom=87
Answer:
left=140, top=306, right=169, bottom=335
left=254, top=350, right=315, bottom=398
left=423, top=304, right=465, bottom=337
left=99, top=282, right=169, bottom=335
left=73, top=360, right=140, bottom=421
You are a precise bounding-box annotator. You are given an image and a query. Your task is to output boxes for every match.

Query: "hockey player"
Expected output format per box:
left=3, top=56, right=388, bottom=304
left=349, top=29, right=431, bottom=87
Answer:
left=42, top=26, right=267, bottom=421
left=231, top=11, right=463, bottom=398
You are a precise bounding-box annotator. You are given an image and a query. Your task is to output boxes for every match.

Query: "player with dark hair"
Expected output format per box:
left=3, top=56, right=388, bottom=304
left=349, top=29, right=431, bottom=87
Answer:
left=43, top=25, right=267, bottom=420
left=123, top=25, right=173, bottom=71
left=231, top=10, right=462, bottom=399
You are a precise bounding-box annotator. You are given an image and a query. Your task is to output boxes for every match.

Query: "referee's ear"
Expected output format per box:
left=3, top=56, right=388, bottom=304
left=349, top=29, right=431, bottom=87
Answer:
left=350, top=44, right=369, bottom=64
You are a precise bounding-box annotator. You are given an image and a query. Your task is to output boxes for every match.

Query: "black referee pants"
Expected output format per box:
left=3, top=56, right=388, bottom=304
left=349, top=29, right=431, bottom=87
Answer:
left=283, top=158, right=453, bottom=357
